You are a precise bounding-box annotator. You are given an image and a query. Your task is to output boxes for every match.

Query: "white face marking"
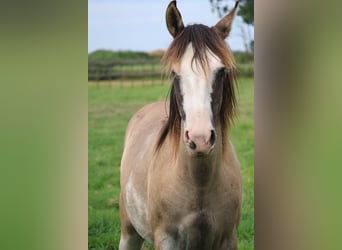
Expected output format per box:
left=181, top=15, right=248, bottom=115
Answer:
left=178, top=43, right=224, bottom=134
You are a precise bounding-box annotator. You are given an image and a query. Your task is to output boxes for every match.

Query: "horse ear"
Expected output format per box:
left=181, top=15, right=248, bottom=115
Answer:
left=213, top=0, right=239, bottom=39
left=166, top=0, right=184, bottom=38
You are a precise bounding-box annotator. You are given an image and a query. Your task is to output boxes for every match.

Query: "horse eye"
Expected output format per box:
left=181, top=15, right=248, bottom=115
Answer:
left=171, top=71, right=181, bottom=80
left=216, top=67, right=226, bottom=75
left=212, top=67, right=227, bottom=88
left=211, top=67, right=225, bottom=116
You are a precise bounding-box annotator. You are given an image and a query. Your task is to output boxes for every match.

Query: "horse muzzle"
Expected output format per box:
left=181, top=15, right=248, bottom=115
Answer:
left=185, top=129, right=216, bottom=156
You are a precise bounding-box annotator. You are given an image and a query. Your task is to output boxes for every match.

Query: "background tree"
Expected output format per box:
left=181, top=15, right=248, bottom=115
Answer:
left=237, top=0, right=253, bottom=25
left=210, top=0, right=254, bottom=51
left=209, top=0, right=253, bottom=24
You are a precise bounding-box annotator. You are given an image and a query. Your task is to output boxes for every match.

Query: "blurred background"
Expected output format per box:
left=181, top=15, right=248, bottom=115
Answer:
left=4, top=0, right=342, bottom=249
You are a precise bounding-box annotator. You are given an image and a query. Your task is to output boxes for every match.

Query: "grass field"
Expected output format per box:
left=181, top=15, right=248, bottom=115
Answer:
left=88, top=77, right=254, bottom=249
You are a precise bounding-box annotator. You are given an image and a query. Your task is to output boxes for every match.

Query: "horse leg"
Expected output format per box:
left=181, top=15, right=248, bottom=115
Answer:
left=153, top=228, right=178, bottom=250
left=118, top=232, right=143, bottom=250
left=119, top=193, right=144, bottom=250
left=226, top=230, right=238, bottom=250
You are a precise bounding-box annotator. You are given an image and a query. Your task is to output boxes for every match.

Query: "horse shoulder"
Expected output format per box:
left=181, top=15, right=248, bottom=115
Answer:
left=120, top=101, right=169, bottom=243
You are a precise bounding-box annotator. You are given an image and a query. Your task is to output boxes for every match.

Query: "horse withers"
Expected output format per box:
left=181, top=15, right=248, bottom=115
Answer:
left=119, top=1, right=242, bottom=249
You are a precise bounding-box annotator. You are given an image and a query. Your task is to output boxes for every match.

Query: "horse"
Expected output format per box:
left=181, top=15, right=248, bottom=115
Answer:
left=119, top=1, right=242, bottom=249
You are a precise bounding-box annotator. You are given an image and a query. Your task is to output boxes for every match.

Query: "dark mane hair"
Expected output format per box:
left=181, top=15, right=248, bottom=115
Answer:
left=155, top=24, right=238, bottom=154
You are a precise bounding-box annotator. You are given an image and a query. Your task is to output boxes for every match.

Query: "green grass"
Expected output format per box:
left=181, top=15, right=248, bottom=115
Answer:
left=88, top=78, right=254, bottom=249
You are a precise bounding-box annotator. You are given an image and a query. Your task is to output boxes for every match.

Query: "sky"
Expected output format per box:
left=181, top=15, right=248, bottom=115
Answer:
left=88, top=0, right=254, bottom=53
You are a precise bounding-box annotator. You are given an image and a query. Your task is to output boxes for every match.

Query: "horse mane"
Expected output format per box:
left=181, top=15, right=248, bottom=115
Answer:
left=155, top=24, right=238, bottom=154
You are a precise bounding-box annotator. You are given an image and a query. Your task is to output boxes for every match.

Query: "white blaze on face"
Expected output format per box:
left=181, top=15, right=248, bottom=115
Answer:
left=178, top=43, right=223, bottom=150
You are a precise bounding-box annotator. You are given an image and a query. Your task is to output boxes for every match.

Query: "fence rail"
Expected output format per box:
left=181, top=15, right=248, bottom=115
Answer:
left=88, top=59, right=162, bottom=84
left=88, top=59, right=254, bottom=87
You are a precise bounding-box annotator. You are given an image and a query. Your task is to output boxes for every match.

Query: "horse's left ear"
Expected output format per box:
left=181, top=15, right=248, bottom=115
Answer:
left=166, top=0, right=184, bottom=38
left=213, top=0, right=239, bottom=39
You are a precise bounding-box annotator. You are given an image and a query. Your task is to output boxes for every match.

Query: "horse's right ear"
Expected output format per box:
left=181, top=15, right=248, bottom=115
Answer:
left=213, top=0, right=239, bottom=39
left=166, top=0, right=184, bottom=38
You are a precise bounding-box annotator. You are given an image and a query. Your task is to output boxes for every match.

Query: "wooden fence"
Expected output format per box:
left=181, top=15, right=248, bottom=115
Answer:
left=88, top=59, right=165, bottom=87
left=88, top=60, right=254, bottom=87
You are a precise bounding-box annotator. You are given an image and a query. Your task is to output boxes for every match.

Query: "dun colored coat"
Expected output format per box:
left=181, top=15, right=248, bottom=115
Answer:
left=119, top=1, right=242, bottom=249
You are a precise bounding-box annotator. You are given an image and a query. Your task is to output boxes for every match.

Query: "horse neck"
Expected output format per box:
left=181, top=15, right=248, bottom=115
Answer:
left=175, top=124, right=224, bottom=189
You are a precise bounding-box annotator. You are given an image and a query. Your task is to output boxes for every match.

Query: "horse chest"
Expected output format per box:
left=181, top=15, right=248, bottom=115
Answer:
left=151, top=187, right=236, bottom=249
left=154, top=207, right=231, bottom=250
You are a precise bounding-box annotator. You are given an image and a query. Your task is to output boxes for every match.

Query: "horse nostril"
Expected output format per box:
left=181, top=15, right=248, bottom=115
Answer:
left=210, top=130, right=216, bottom=145
left=189, top=140, right=196, bottom=150
left=185, top=130, right=196, bottom=149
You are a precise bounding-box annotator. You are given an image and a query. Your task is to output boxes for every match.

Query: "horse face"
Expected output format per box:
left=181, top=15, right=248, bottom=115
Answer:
left=164, top=0, right=239, bottom=155
left=173, top=44, right=225, bottom=155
